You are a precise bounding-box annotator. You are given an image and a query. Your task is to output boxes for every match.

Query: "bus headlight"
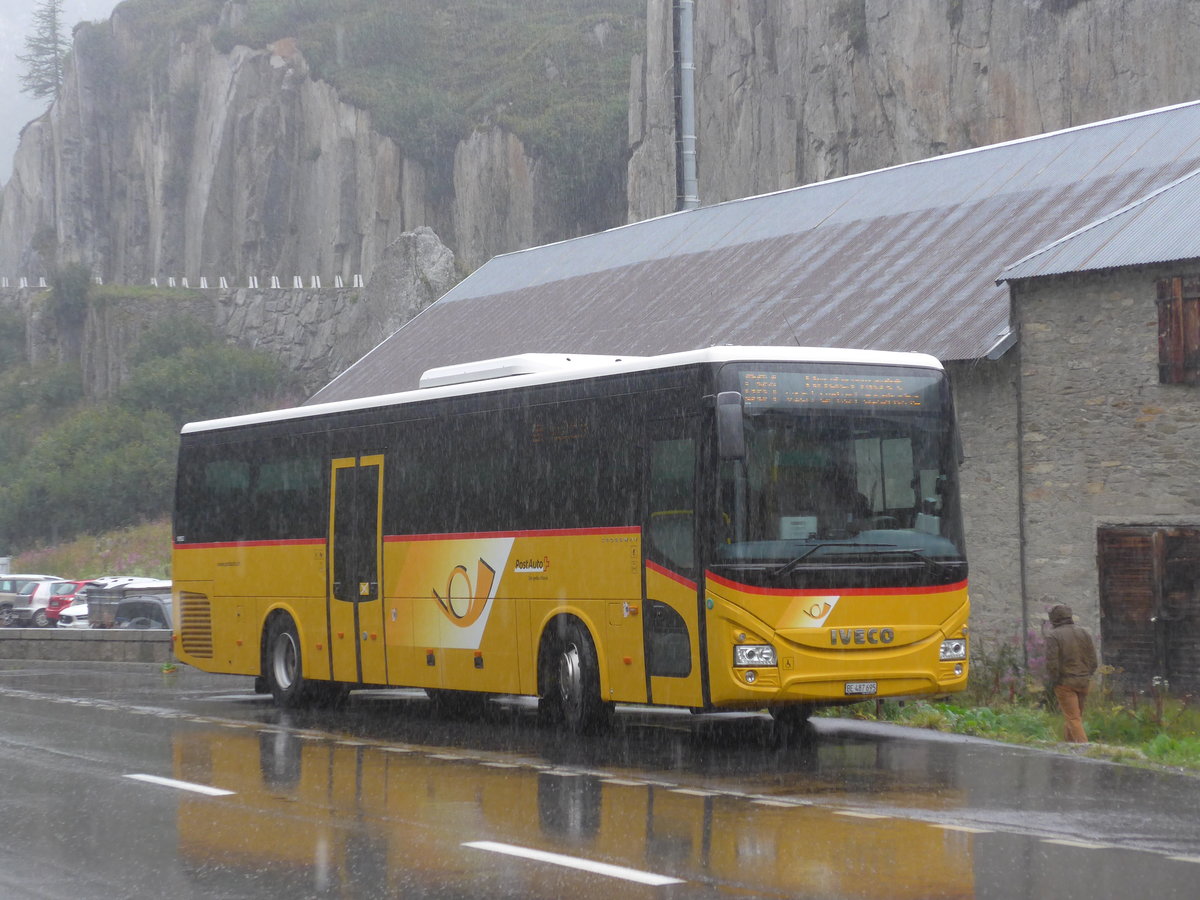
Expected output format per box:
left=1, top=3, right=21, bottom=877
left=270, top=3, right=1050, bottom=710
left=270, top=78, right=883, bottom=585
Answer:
left=940, top=639, right=967, bottom=661
left=734, top=645, right=777, bottom=667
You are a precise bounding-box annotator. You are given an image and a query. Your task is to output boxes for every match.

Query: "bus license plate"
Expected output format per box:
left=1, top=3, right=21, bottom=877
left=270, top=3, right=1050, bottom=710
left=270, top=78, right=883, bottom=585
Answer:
left=844, top=681, right=877, bottom=696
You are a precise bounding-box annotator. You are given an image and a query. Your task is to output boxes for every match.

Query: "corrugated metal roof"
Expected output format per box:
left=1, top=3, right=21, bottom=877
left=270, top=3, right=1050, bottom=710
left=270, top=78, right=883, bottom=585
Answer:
left=311, top=100, right=1200, bottom=404
left=1000, top=166, right=1200, bottom=281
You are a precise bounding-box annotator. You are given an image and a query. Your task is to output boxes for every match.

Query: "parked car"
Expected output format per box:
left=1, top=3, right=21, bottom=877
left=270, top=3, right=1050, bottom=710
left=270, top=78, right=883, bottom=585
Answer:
left=84, top=578, right=172, bottom=628
left=45, top=580, right=93, bottom=624
left=115, top=594, right=172, bottom=629
left=55, top=600, right=90, bottom=629
left=5, top=577, right=66, bottom=627
left=0, top=574, right=63, bottom=626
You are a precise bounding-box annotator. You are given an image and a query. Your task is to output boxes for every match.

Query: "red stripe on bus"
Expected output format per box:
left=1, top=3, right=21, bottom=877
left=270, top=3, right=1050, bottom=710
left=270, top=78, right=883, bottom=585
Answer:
left=704, top=571, right=968, bottom=597
left=384, top=527, right=641, bottom=542
left=645, top=559, right=698, bottom=590
left=175, top=538, right=327, bottom=550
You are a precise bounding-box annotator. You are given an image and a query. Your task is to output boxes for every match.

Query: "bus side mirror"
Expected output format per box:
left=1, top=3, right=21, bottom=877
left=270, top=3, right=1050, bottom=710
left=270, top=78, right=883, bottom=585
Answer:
left=716, top=392, right=746, bottom=460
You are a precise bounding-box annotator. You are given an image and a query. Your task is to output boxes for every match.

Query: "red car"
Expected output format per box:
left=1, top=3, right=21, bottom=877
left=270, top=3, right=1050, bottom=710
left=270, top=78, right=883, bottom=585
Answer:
left=45, top=581, right=93, bottom=624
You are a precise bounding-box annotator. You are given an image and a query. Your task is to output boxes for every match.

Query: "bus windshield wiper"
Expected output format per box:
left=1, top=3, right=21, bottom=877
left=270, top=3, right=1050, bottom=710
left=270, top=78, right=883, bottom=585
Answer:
left=770, top=542, right=895, bottom=581
left=870, top=547, right=960, bottom=581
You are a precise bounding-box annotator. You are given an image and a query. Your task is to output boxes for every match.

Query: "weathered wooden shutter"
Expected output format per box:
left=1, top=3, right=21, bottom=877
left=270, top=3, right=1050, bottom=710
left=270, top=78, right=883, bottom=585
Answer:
left=1098, top=526, right=1200, bottom=692
left=1156, top=276, right=1200, bottom=385
left=1163, top=530, right=1200, bottom=691
left=1096, top=527, right=1160, bottom=688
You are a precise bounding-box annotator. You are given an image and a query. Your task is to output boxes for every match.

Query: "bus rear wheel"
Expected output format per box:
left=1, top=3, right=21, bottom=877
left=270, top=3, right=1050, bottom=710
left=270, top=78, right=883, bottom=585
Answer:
left=539, top=619, right=611, bottom=734
left=265, top=615, right=347, bottom=709
left=266, top=616, right=306, bottom=708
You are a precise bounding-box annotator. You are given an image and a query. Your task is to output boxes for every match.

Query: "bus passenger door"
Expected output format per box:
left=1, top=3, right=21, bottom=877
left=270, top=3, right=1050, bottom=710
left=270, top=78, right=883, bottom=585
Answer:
left=328, top=455, right=387, bottom=686
left=643, top=430, right=705, bottom=708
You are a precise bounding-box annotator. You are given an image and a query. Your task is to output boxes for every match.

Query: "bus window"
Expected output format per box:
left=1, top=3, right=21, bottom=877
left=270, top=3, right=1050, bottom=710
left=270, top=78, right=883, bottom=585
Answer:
left=647, top=438, right=696, bottom=574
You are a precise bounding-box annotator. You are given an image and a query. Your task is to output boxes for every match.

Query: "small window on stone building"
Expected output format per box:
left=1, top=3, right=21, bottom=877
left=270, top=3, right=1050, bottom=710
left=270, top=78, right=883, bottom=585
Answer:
left=1156, top=276, right=1200, bottom=384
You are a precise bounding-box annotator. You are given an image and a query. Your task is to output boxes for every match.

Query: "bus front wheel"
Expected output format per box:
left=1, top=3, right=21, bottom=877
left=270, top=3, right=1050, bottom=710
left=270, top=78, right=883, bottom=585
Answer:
left=539, top=619, right=611, bottom=734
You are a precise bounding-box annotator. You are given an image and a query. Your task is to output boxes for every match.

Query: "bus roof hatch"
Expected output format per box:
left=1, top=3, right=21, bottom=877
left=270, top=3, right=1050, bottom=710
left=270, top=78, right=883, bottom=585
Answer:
left=418, top=353, right=640, bottom=389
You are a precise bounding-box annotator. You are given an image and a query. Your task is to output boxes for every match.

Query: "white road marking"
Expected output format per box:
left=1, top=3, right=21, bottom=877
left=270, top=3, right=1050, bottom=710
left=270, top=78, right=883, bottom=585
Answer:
left=463, top=841, right=684, bottom=886
left=834, top=810, right=888, bottom=819
left=932, top=824, right=990, bottom=834
left=752, top=798, right=804, bottom=808
left=1167, top=855, right=1200, bottom=864
left=1042, top=839, right=1108, bottom=849
left=125, top=773, right=234, bottom=796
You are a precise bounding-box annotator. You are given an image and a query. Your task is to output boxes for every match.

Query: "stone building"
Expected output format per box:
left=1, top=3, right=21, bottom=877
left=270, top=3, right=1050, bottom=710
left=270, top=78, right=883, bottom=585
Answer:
left=1000, top=174, right=1200, bottom=691
left=313, top=101, right=1200, bottom=687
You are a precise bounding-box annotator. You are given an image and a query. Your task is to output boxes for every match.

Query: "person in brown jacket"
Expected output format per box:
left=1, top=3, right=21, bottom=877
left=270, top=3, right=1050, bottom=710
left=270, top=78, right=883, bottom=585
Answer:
left=1044, top=604, right=1099, bottom=743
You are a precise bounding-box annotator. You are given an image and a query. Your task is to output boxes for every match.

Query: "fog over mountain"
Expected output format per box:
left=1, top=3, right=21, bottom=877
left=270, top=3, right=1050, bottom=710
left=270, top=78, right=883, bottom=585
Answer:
left=0, top=0, right=117, bottom=175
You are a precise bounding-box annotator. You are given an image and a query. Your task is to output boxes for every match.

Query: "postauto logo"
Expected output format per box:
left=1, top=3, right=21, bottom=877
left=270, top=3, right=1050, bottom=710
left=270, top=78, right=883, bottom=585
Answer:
left=433, top=559, right=496, bottom=628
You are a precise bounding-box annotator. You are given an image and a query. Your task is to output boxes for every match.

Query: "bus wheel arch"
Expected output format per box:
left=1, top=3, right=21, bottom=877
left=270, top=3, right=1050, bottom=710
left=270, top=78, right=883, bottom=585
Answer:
left=537, top=615, right=611, bottom=734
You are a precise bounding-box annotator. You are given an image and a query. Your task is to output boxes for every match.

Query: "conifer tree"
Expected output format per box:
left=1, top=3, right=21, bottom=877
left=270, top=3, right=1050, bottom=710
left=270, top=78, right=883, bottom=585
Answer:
left=18, top=0, right=70, bottom=101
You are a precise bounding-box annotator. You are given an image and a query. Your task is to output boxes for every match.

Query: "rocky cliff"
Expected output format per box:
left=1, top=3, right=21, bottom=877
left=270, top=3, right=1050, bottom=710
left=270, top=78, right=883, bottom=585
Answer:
left=0, top=1, right=597, bottom=285
left=629, top=0, right=1200, bottom=220
left=7, top=0, right=1200, bottom=390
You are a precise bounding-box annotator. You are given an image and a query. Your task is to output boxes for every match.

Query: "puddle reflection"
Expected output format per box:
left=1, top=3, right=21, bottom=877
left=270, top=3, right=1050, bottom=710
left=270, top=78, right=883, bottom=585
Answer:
left=173, top=725, right=976, bottom=898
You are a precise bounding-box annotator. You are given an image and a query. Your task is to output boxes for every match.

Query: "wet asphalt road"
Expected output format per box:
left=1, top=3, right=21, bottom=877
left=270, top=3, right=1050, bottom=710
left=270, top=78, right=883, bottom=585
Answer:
left=2, top=659, right=1200, bottom=899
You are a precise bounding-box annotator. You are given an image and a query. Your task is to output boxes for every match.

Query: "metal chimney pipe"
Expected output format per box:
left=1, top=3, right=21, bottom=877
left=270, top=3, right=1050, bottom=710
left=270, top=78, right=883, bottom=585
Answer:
left=677, top=0, right=699, bottom=210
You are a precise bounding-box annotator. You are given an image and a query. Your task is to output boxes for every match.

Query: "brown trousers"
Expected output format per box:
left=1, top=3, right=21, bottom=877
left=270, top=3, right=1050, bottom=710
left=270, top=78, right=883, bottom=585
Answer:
left=1054, top=684, right=1090, bottom=743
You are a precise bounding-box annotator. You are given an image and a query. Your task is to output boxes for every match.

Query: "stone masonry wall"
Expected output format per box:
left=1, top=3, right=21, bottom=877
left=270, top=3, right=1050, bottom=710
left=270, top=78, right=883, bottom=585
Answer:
left=946, top=355, right=1023, bottom=651
left=0, top=227, right=458, bottom=398
left=1013, top=265, right=1200, bottom=644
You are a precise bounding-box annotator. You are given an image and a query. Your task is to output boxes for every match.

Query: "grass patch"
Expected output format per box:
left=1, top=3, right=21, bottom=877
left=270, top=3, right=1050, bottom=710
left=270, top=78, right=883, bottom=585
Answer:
left=822, top=631, right=1200, bottom=773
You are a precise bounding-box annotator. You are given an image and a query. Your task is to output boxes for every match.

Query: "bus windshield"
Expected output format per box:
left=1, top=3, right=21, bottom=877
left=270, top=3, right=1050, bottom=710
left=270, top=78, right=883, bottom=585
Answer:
left=713, top=364, right=967, bottom=589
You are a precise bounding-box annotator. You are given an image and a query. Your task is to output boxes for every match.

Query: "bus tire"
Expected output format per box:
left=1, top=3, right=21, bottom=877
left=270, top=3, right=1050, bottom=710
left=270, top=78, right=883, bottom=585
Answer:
left=265, top=614, right=309, bottom=708
left=539, top=618, right=611, bottom=734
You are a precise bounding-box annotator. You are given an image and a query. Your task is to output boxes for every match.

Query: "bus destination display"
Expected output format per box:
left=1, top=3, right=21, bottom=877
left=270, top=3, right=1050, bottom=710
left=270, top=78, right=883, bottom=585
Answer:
left=741, top=371, right=931, bottom=409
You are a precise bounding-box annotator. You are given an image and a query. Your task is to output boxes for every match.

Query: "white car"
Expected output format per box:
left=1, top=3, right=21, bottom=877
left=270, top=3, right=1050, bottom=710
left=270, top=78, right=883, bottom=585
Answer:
left=0, top=574, right=63, bottom=626
left=7, top=578, right=67, bottom=627
left=55, top=601, right=90, bottom=629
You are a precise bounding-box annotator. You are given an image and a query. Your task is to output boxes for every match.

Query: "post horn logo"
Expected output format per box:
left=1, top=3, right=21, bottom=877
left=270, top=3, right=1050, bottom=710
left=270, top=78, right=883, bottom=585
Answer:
left=433, top=558, right=496, bottom=628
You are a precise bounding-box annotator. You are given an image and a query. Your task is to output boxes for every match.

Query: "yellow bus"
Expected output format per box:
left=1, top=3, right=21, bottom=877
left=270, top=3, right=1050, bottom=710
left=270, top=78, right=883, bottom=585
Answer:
left=172, top=346, right=969, bottom=730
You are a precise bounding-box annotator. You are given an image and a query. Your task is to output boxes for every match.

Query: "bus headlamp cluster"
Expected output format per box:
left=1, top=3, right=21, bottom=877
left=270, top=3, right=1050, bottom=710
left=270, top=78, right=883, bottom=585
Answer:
left=733, top=645, right=777, bottom=667
left=939, top=639, right=967, bottom=661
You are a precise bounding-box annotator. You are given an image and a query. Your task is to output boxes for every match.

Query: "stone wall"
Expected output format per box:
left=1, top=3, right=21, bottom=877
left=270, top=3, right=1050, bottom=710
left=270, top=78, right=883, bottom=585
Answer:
left=946, top=355, right=1023, bottom=650
left=1012, top=265, right=1200, bottom=640
left=0, top=628, right=171, bottom=663
left=1, top=227, right=457, bottom=398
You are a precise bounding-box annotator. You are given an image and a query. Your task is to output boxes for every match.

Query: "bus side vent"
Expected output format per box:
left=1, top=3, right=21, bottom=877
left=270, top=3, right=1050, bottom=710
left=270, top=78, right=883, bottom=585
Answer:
left=180, top=592, right=214, bottom=659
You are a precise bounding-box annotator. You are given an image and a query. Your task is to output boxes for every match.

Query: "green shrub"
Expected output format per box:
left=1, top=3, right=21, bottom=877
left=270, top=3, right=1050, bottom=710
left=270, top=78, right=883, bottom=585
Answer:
left=128, top=313, right=220, bottom=368
left=0, top=406, right=177, bottom=547
left=0, top=309, right=23, bottom=369
left=117, top=342, right=301, bottom=427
